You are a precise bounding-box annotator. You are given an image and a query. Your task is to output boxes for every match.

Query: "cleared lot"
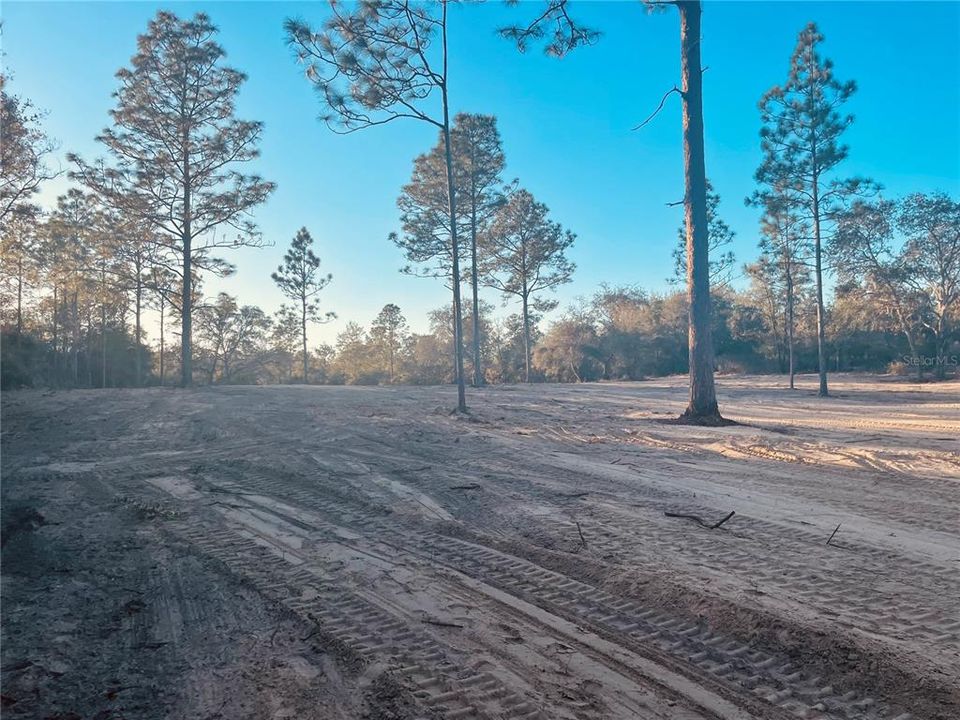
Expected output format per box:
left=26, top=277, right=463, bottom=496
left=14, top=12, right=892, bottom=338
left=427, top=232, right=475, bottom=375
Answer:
left=2, top=374, right=958, bottom=719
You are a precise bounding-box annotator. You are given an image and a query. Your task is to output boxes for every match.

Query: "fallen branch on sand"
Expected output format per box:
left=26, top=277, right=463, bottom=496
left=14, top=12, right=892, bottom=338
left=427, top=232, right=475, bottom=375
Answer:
left=422, top=618, right=464, bottom=629
left=575, top=521, right=588, bottom=548
left=826, top=523, right=842, bottom=546
left=664, top=510, right=735, bottom=530
left=450, top=483, right=481, bottom=490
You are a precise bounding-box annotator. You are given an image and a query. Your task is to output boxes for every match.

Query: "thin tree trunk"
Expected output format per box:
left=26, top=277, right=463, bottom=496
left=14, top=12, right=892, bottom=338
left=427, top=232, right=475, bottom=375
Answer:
left=678, top=1, right=720, bottom=422
left=16, top=254, right=23, bottom=336
left=101, top=303, right=107, bottom=388
left=811, top=173, right=828, bottom=397
left=302, top=295, right=309, bottom=383
left=134, top=271, right=142, bottom=387
left=521, top=291, right=531, bottom=383
left=72, top=291, right=79, bottom=386
left=470, top=177, right=483, bottom=386
left=52, top=285, right=59, bottom=385
left=440, top=2, right=467, bottom=413
left=86, top=314, right=94, bottom=388
left=389, top=333, right=395, bottom=382
left=159, top=296, right=165, bottom=386
left=786, top=265, right=795, bottom=389
left=181, top=138, right=193, bottom=388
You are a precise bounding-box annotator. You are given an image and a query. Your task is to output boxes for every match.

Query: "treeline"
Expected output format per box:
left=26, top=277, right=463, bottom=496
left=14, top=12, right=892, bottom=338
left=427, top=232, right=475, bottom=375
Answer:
left=168, top=277, right=955, bottom=388
left=4, top=268, right=952, bottom=390
left=2, top=7, right=958, bottom=393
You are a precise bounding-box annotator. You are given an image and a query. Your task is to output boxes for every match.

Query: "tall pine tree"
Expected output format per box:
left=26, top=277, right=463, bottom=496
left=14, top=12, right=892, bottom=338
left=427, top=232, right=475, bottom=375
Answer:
left=451, top=113, right=505, bottom=386
left=480, top=188, right=575, bottom=382
left=271, top=228, right=334, bottom=383
left=754, top=23, right=861, bottom=397
left=71, top=11, right=275, bottom=386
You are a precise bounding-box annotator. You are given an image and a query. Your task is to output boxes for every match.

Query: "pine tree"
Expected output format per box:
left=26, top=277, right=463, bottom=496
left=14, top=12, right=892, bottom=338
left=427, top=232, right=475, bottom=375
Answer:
left=271, top=228, right=334, bottom=383
left=480, top=188, right=575, bottom=382
left=286, top=0, right=469, bottom=412
left=392, top=143, right=468, bottom=286
left=754, top=23, right=863, bottom=397
left=71, top=11, right=275, bottom=387
left=370, top=304, right=409, bottom=383
left=451, top=113, right=506, bottom=386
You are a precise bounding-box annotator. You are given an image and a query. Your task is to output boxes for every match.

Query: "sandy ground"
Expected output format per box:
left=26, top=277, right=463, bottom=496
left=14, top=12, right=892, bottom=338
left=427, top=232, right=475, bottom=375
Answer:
left=2, top=373, right=958, bottom=720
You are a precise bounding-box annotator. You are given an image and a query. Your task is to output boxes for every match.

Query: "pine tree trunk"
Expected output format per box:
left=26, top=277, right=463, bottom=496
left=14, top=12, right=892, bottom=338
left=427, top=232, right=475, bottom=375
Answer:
left=811, top=174, right=829, bottom=397
left=522, top=291, right=531, bottom=383
left=786, top=265, right=795, bottom=390
left=135, top=274, right=142, bottom=387
left=100, top=267, right=107, bottom=388
left=302, top=295, right=309, bottom=383
left=181, top=141, right=193, bottom=388
left=440, top=3, right=467, bottom=413
left=678, top=1, right=721, bottom=422
left=471, top=181, right=483, bottom=386
left=86, top=316, right=93, bottom=388
left=159, top=297, right=165, bottom=386
left=52, top=285, right=59, bottom=385
left=72, top=291, right=79, bottom=386
left=101, top=296, right=107, bottom=389
left=16, top=254, right=23, bottom=336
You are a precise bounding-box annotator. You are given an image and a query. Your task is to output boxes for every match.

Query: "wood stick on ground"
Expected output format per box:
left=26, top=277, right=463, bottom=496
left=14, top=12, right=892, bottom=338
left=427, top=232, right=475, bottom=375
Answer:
left=422, top=618, right=464, bottom=629
left=826, top=523, right=842, bottom=546
left=710, top=511, right=736, bottom=529
left=664, top=510, right=736, bottom=530
left=450, top=483, right=482, bottom=490
left=576, top=521, right=588, bottom=548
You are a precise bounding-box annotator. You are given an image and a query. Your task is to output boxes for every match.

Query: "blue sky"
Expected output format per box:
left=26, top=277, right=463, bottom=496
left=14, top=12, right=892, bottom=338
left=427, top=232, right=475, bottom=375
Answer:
left=3, top=1, right=959, bottom=344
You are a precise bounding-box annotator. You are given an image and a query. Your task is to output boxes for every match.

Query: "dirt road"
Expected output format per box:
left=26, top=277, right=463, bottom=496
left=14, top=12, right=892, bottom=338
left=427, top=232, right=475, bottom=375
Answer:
left=2, top=374, right=958, bottom=719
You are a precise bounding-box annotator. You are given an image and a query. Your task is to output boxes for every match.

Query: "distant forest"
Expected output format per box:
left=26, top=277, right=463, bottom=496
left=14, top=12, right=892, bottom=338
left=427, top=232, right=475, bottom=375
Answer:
left=2, top=6, right=958, bottom=392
